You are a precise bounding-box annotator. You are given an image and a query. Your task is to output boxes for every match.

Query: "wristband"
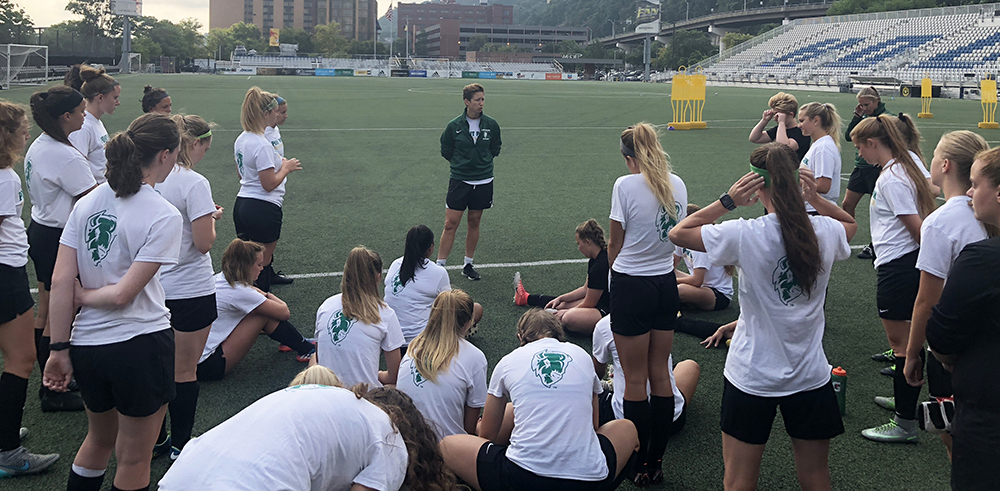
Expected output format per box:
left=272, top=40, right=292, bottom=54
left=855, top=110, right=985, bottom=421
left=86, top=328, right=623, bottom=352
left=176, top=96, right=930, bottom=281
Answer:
left=719, top=193, right=737, bottom=211
left=49, top=342, right=71, bottom=351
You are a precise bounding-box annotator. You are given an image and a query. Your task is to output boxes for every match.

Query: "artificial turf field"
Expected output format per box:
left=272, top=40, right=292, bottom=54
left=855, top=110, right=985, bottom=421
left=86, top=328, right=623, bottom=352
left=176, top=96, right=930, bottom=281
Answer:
left=3, top=73, right=989, bottom=490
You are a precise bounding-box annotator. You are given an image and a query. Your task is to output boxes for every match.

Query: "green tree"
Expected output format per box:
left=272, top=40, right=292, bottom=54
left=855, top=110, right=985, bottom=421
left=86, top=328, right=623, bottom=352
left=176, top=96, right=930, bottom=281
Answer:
left=467, top=34, right=487, bottom=52
left=312, top=22, right=347, bottom=56
left=346, top=39, right=387, bottom=55
left=652, top=30, right=713, bottom=70
left=721, top=32, right=754, bottom=49
left=557, top=39, right=584, bottom=55
left=0, top=0, right=32, bottom=43
left=274, top=27, right=314, bottom=54
left=205, top=27, right=236, bottom=59
left=229, top=21, right=263, bottom=52
left=65, top=0, right=117, bottom=37
left=131, top=35, right=161, bottom=63
left=414, top=31, right=428, bottom=56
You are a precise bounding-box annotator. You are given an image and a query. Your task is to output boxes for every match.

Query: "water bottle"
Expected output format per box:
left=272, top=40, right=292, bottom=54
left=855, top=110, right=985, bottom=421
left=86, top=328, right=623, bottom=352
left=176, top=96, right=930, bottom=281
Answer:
left=831, top=366, right=847, bottom=415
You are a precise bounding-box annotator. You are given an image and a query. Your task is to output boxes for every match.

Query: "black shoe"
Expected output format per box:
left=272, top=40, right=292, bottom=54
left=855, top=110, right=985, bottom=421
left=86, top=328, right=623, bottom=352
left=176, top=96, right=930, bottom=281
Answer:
left=872, top=349, right=897, bottom=363
left=857, top=244, right=875, bottom=260
left=66, top=379, right=80, bottom=392
left=270, top=269, right=294, bottom=285
left=462, top=263, right=481, bottom=281
left=40, top=389, right=85, bottom=413
left=880, top=364, right=896, bottom=377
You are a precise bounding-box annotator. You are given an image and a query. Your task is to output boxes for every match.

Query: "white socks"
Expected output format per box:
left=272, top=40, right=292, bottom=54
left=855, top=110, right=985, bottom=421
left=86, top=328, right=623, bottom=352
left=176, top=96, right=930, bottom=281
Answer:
left=464, top=256, right=474, bottom=266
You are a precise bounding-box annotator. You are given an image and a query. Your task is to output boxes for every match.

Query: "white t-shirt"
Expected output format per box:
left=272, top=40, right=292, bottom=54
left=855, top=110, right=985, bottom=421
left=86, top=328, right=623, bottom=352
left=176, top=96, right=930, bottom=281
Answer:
left=60, top=183, right=181, bottom=346
left=25, top=133, right=97, bottom=228
left=235, top=131, right=286, bottom=207
left=396, top=339, right=488, bottom=439
left=701, top=214, right=851, bottom=397
left=910, top=151, right=933, bottom=179
left=264, top=125, right=284, bottom=158
left=0, top=167, right=28, bottom=267
left=609, top=173, right=687, bottom=276
left=157, top=165, right=217, bottom=300
left=159, top=385, right=408, bottom=491
left=315, top=294, right=405, bottom=388
left=69, top=111, right=109, bottom=184
left=800, top=134, right=841, bottom=212
left=677, top=247, right=734, bottom=299
left=201, top=272, right=266, bottom=363
left=592, top=315, right=683, bottom=421
left=916, top=196, right=987, bottom=280
left=488, top=337, right=608, bottom=481
left=384, top=257, right=452, bottom=344
left=870, top=161, right=921, bottom=268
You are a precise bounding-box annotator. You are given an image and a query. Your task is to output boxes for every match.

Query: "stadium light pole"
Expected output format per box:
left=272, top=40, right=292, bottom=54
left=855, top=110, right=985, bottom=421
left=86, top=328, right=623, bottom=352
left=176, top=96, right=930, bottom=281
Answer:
left=684, top=0, right=689, bottom=21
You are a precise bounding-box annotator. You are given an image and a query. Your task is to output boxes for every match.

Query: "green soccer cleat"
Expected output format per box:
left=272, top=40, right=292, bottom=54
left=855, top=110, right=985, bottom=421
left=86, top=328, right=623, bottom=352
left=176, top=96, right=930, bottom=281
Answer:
left=874, top=396, right=896, bottom=411
left=862, top=419, right=918, bottom=444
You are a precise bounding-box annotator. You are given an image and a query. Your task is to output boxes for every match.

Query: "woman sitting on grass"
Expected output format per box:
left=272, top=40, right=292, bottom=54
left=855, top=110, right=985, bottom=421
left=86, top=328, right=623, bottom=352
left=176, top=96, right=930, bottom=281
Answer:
left=674, top=204, right=735, bottom=312
left=396, top=289, right=488, bottom=439
left=196, top=238, right=315, bottom=381
left=314, top=246, right=405, bottom=388
left=513, top=219, right=610, bottom=335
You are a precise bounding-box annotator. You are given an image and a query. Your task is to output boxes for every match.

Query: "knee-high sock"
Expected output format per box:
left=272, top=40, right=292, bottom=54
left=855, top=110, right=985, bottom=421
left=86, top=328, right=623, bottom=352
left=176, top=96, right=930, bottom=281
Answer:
left=169, top=381, right=199, bottom=451
left=0, top=373, right=28, bottom=451
left=34, top=329, right=45, bottom=369
left=526, top=294, right=557, bottom=308
left=268, top=321, right=313, bottom=355
left=647, top=395, right=674, bottom=466
left=894, top=356, right=921, bottom=421
left=254, top=264, right=272, bottom=293
left=67, top=467, right=105, bottom=491
left=623, top=398, right=651, bottom=466
left=675, top=316, right=722, bottom=340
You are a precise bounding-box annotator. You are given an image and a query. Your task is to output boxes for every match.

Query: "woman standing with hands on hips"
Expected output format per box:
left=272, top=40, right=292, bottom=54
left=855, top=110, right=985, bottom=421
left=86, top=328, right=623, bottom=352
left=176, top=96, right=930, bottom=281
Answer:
left=233, top=87, right=301, bottom=292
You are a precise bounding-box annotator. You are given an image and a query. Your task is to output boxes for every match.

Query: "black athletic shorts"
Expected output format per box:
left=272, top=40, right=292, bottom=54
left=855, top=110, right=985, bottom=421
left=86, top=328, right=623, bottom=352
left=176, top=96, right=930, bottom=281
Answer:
left=476, top=434, right=617, bottom=491
left=0, top=263, right=34, bottom=324
left=720, top=378, right=844, bottom=445
left=166, top=294, right=218, bottom=333
left=233, top=197, right=282, bottom=244
left=27, top=220, right=62, bottom=291
left=609, top=270, right=679, bottom=336
left=446, top=178, right=494, bottom=211
left=598, top=387, right=688, bottom=436
left=196, top=345, right=226, bottom=382
left=876, top=249, right=920, bottom=321
left=951, top=402, right=1000, bottom=491
left=70, top=329, right=175, bottom=417
left=710, top=288, right=731, bottom=311
left=847, top=165, right=881, bottom=196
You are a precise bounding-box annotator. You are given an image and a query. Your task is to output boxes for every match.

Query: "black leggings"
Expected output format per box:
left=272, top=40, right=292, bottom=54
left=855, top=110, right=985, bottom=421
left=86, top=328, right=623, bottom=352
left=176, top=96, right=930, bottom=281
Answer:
left=526, top=294, right=557, bottom=307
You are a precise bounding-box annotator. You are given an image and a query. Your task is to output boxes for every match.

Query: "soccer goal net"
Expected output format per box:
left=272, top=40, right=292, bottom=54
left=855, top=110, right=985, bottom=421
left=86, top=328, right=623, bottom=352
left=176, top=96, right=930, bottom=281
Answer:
left=0, top=44, right=48, bottom=89
left=119, top=52, right=141, bottom=74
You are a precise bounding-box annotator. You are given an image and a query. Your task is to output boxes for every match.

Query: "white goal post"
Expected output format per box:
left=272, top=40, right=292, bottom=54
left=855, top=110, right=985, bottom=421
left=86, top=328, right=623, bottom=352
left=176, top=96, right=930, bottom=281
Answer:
left=119, top=52, right=141, bottom=74
left=0, top=44, right=48, bottom=89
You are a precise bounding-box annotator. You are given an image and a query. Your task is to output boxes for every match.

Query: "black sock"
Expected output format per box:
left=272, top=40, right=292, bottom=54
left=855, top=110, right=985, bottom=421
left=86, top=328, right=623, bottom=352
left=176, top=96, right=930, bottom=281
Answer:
left=157, top=418, right=168, bottom=445
left=111, top=486, right=149, bottom=491
left=254, top=264, right=272, bottom=292
left=623, top=398, right=650, bottom=466
left=647, top=395, right=674, bottom=465
left=67, top=469, right=105, bottom=491
left=675, top=316, right=723, bottom=339
left=893, top=356, right=921, bottom=421
left=0, top=373, right=28, bottom=451
left=526, top=294, right=557, bottom=307
left=169, top=381, right=199, bottom=451
left=268, top=321, right=312, bottom=355
left=34, top=329, right=44, bottom=369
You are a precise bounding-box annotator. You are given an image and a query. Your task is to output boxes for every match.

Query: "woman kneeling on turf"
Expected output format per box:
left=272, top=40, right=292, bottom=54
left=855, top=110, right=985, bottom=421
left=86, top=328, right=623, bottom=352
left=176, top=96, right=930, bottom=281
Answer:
left=514, top=219, right=610, bottom=335
left=314, top=246, right=405, bottom=388
left=669, top=143, right=857, bottom=491
left=160, top=366, right=456, bottom=491
left=440, top=309, right=639, bottom=491
left=674, top=204, right=735, bottom=312
left=196, top=238, right=315, bottom=381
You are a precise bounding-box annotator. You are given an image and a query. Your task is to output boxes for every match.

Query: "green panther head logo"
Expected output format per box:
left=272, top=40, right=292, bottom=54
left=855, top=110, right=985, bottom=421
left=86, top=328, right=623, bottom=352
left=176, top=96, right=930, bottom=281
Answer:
left=100, top=134, right=109, bottom=143
left=531, top=349, right=573, bottom=388
left=390, top=274, right=404, bottom=296
left=656, top=202, right=683, bottom=242
left=236, top=151, right=245, bottom=178
left=410, top=362, right=427, bottom=387
left=23, top=159, right=31, bottom=192
left=771, top=256, right=803, bottom=306
left=327, top=310, right=355, bottom=346
left=85, top=210, right=117, bottom=266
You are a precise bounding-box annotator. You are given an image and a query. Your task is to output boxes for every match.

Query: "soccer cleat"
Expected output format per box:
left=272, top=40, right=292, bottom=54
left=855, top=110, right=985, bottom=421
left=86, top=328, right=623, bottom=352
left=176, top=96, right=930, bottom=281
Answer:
left=872, top=349, right=896, bottom=363
left=0, top=446, right=59, bottom=477
left=513, top=272, right=529, bottom=306
left=169, top=446, right=182, bottom=461
left=880, top=364, right=896, bottom=377
left=463, top=263, right=481, bottom=281
left=39, top=389, right=84, bottom=413
left=270, top=269, right=293, bottom=285
left=874, top=396, right=896, bottom=411
left=152, top=434, right=171, bottom=460
left=279, top=338, right=315, bottom=353
left=296, top=345, right=317, bottom=363
left=861, top=419, right=919, bottom=443
left=857, top=243, right=875, bottom=260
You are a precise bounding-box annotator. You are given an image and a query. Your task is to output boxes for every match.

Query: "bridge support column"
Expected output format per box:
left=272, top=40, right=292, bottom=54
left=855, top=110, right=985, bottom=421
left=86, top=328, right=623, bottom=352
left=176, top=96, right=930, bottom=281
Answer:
left=708, top=24, right=731, bottom=56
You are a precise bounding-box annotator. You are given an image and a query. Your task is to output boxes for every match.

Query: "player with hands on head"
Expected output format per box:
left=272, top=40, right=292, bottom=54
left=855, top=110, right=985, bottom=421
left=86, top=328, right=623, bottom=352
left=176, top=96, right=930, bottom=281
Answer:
left=669, top=143, right=857, bottom=491
left=748, top=92, right=811, bottom=162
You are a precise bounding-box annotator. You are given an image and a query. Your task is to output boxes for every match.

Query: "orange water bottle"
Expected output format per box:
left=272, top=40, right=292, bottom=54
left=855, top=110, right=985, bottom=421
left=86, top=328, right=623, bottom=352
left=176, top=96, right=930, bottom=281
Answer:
left=831, top=367, right=847, bottom=415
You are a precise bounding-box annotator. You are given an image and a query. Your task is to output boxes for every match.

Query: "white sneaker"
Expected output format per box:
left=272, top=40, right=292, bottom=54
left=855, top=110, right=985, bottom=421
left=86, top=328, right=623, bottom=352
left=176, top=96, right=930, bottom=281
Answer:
left=0, top=446, right=60, bottom=477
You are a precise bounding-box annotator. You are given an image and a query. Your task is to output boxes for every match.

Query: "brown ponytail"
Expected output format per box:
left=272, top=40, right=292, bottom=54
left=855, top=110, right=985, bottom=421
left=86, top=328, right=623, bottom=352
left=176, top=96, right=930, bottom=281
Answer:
left=29, top=86, right=83, bottom=145
left=105, top=113, right=180, bottom=197
left=221, top=238, right=266, bottom=286
left=0, top=100, right=27, bottom=169
left=574, top=219, right=607, bottom=250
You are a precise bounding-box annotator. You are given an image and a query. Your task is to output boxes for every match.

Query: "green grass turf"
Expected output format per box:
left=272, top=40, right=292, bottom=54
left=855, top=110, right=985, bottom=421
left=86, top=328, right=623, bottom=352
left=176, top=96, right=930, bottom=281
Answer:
left=3, top=74, right=982, bottom=489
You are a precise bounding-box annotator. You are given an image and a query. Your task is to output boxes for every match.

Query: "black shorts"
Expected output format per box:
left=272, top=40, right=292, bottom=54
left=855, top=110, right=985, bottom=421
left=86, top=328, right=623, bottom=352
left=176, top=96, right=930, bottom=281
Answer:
left=925, top=348, right=953, bottom=398
left=233, top=197, right=282, bottom=244
left=710, top=288, right=731, bottom=311
left=597, top=388, right=688, bottom=436
left=27, top=220, right=62, bottom=291
left=876, top=249, right=920, bottom=321
left=0, top=263, right=34, bottom=324
left=196, top=345, right=226, bottom=382
left=846, top=165, right=881, bottom=195
left=446, top=178, right=493, bottom=211
left=720, top=378, right=844, bottom=445
left=951, top=403, right=1000, bottom=491
left=476, top=434, right=617, bottom=491
left=70, top=329, right=175, bottom=417
left=609, top=271, right=679, bottom=336
left=166, top=294, right=218, bottom=333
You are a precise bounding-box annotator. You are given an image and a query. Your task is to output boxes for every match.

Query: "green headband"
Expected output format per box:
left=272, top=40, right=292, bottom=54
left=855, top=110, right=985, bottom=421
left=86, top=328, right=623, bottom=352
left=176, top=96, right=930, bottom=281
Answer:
left=750, top=164, right=798, bottom=188
left=196, top=130, right=212, bottom=139
left=263, top=98, right=278, bottom=112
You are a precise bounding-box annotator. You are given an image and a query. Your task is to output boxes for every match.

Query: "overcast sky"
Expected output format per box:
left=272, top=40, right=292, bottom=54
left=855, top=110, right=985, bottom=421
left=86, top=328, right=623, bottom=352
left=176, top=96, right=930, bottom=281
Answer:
left=21, top=0, right=394, bottom=31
